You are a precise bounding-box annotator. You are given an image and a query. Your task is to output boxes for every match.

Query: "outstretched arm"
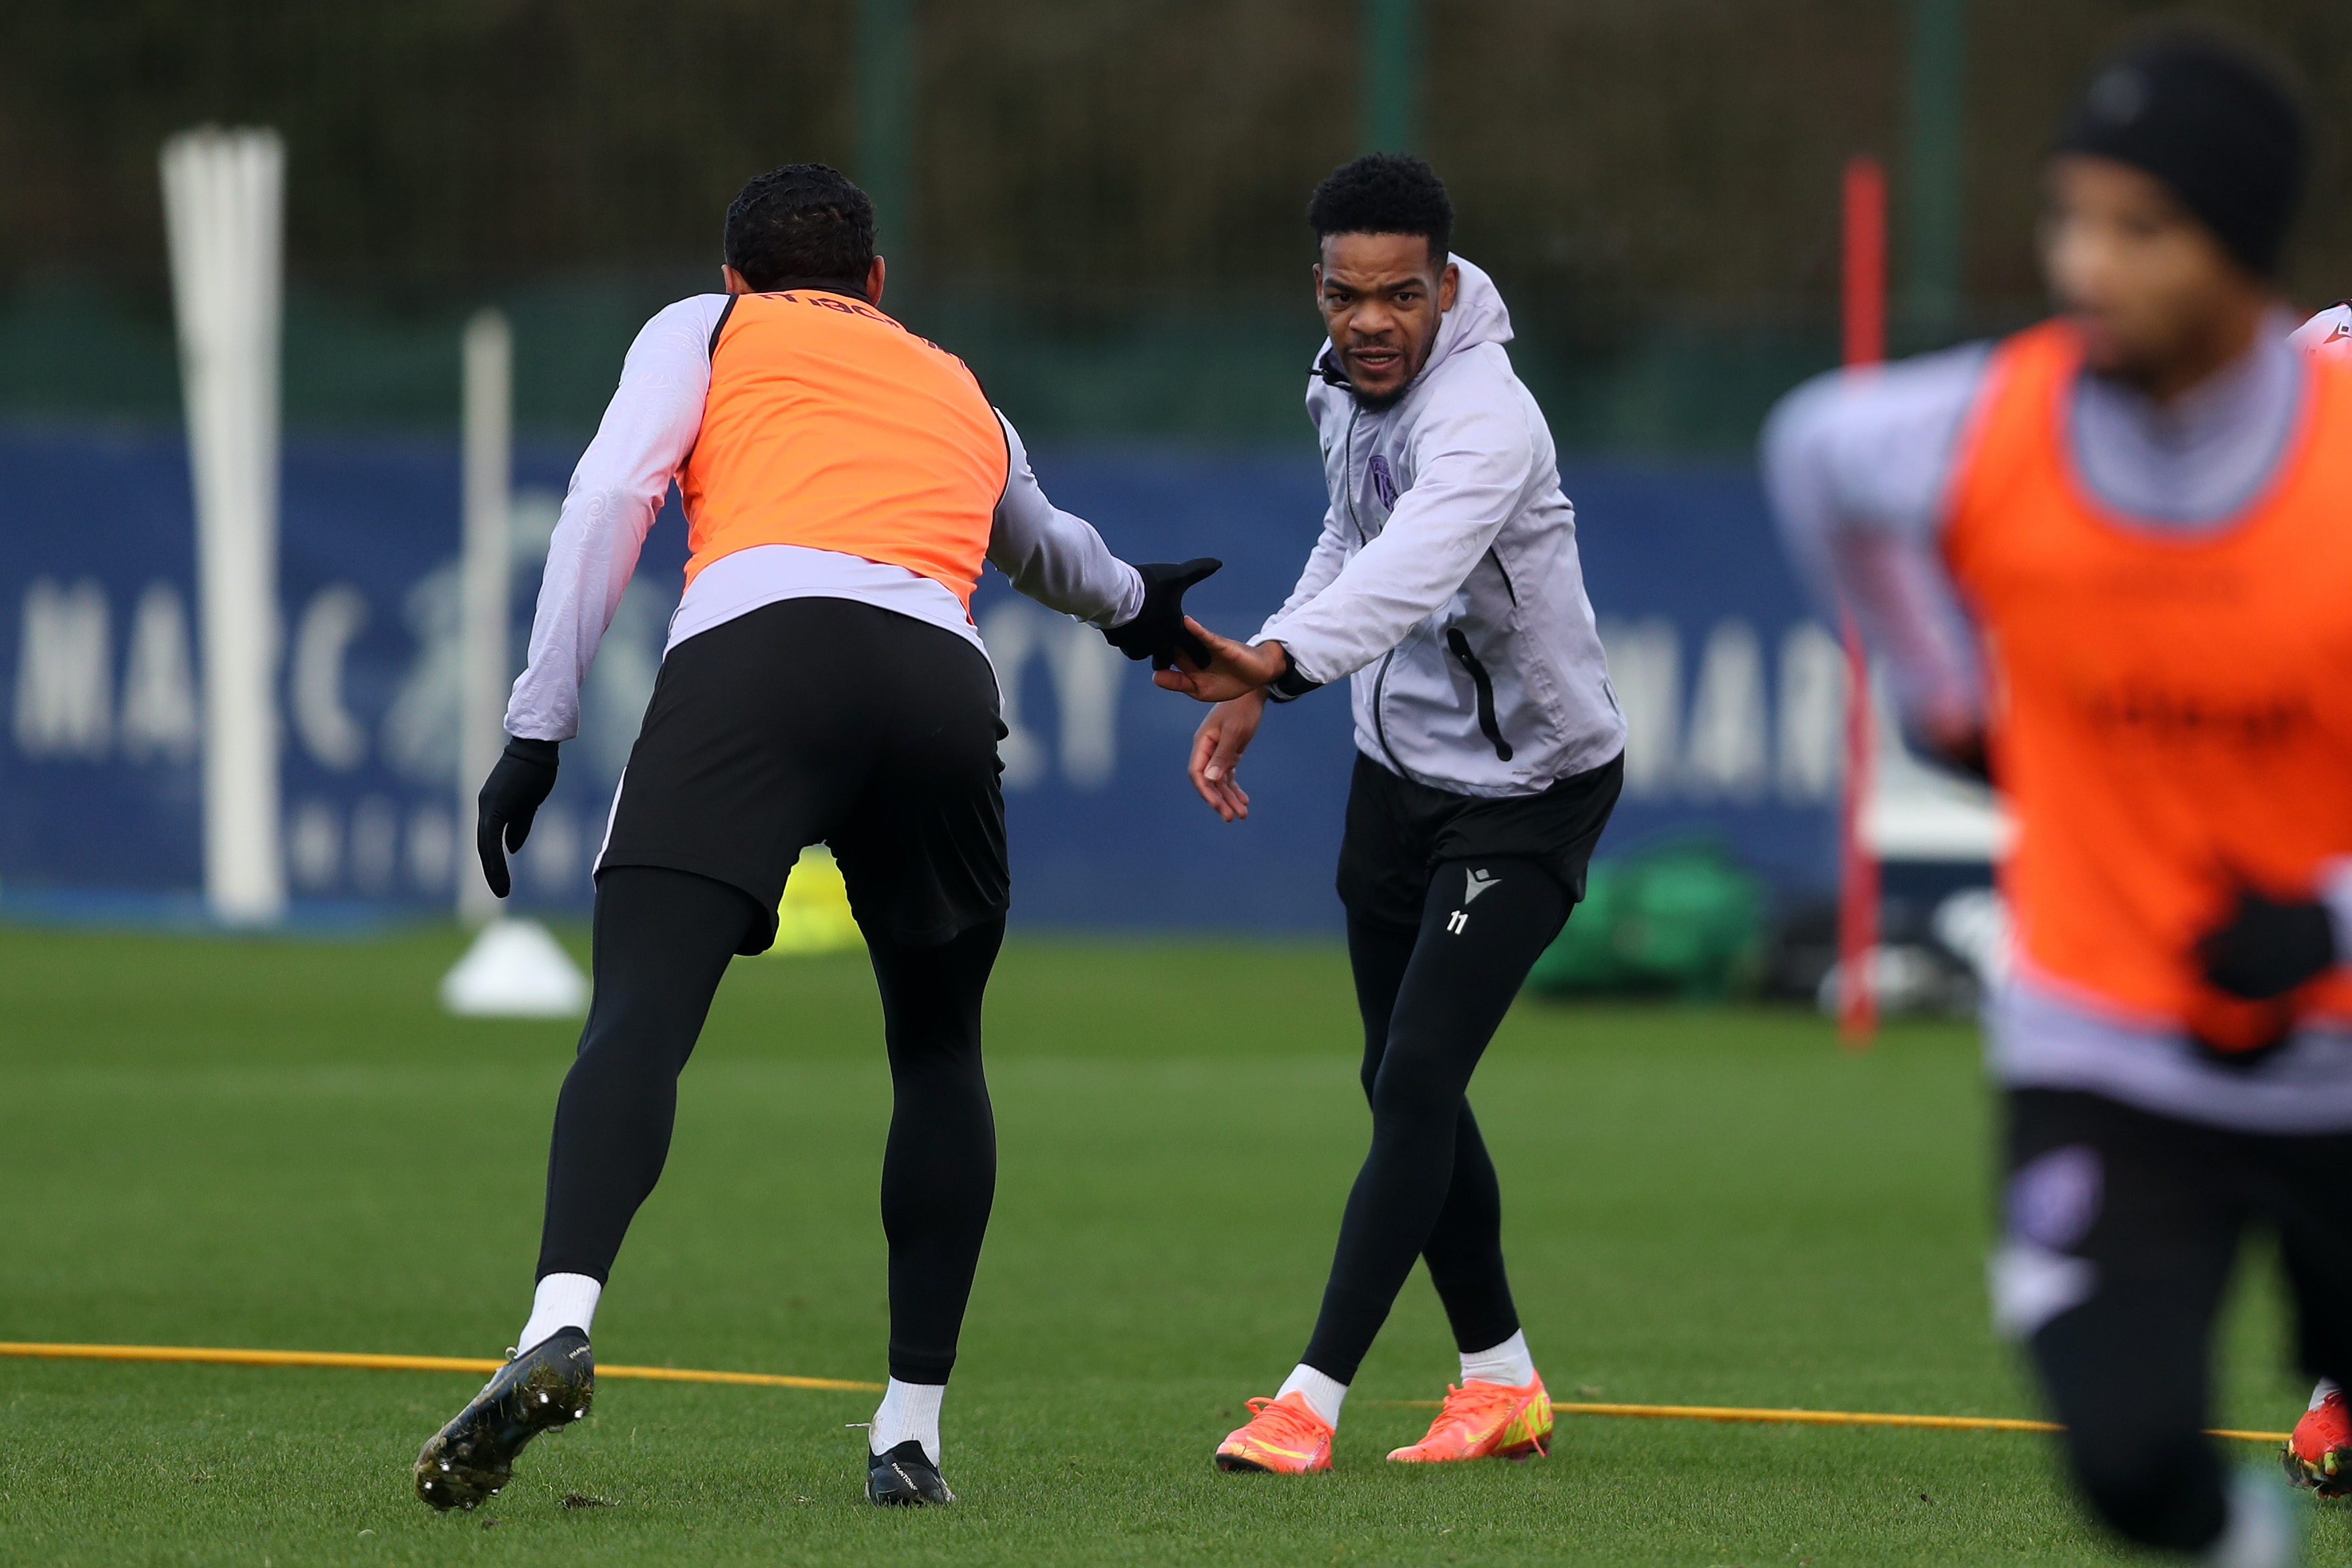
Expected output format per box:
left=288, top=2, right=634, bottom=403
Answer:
left=986, top=413, right=1143, bottom=625
left=1761, top=345, right=1991, bottom=771
left=1255, top=397, right=1533, bottom=687
left=1256, top=506, right=1348, bottom=637
left=504, top=295, right=724, bottom=743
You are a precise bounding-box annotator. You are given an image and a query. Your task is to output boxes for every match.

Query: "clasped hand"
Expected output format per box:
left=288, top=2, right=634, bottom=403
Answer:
left=1151, top=619, right=1287, bottom=703
left=1152, top=619, right=1287, bottom=823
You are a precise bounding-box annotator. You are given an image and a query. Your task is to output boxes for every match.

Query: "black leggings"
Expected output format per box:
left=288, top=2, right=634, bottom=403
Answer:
left=536, top=864, right=1001, bottom=1385
left=1301, top=858, right=1572, bottom=1385
left=2009, top=1089, right=2352, bottom=1552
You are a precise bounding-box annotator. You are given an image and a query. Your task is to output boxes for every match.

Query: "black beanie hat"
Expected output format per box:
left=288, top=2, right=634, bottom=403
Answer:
left=2056, top=31, right=2309, bottom=276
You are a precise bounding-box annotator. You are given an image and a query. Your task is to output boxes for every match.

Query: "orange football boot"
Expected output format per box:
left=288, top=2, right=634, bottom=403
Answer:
left=1387, top=1375, right=1553, bottom=1463
left=2286, top=1386, right=2352, bottom=1496
left=1215, top=1392, right=1334, bottom=1473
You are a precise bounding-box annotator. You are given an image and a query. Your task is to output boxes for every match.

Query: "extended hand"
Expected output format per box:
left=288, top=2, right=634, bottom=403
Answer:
left=1102, top=558, right=1222, bottom=669
left=1189, top=692, right=1266, bottom=821
left=1909, top=710, right=1992, bottom=785
left=2197, top=886, right=2337, bottom=1001
left=1153, top=621, right=1289, bottom=704
left=476, top=737, right=560, bottom=899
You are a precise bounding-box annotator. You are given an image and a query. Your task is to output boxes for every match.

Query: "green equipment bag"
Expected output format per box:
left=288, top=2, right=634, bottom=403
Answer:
left=1527, top=840, right=1764, bottom=1000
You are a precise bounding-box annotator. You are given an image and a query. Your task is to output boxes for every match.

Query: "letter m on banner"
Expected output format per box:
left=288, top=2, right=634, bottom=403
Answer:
left=15, top=578, right=112, bottom=760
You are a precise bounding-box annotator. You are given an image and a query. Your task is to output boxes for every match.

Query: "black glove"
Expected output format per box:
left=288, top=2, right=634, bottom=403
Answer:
left=2197, top=886, right=2336, bottom=1001
left=476, top=736, right=561, bottom=899
left=1102, top=558, right=1223, bottom=670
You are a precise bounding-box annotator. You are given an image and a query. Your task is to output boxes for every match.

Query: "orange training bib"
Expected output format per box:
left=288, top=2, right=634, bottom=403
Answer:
left=681, top=290, right=1009, bottom=606
left=1943, top=320, right=2352, bottom=1050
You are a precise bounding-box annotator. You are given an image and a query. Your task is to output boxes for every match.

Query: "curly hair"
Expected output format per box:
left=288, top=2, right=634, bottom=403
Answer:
left=1306, top=154, right=1454, bottom=268
left=722, top=164, right=876, bottom=292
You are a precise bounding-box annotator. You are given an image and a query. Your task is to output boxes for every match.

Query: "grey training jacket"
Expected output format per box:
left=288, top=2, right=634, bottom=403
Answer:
left=1257, top=258, right=1625, bottom=798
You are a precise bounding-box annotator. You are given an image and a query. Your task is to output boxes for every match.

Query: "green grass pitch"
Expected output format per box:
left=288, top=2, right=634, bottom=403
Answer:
left=0, top=923, right=2337, bottom=1565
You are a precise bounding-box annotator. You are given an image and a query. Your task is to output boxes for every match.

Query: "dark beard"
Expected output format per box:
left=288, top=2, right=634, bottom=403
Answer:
left=1318, top=344, right=1424, bottom=410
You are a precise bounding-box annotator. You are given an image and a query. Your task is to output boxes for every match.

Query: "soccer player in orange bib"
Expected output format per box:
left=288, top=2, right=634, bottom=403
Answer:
left=2270, top=297, right=2352, bottom=1492
left=1767, top=31, right=2345, bottom=1564
left=410, top=165, right=1216, bottom=1511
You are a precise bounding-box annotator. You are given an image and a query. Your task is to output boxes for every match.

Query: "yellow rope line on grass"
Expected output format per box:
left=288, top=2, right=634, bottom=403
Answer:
left=0, top=1341, right=880, bottom=1392
left=1376, top=1396, right=2286, bottom=1443
left=0, top=1343, right=2292, bottom=1440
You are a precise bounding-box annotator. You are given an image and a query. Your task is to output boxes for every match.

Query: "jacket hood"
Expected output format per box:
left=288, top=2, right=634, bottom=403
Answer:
left=1311, top=254, right=1514, bottom=395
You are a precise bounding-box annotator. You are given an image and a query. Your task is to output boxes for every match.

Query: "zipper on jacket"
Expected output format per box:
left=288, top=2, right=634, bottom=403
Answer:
left=1445, top=629, right=1515, bottom=762
left=1485, top=545, right=1516, bottom=605
left=1345, top=405, right=1416, bottom=777
left=1341, top=404, right=1368, bottom=543
left=1369, top=648, right=1409, bottom=773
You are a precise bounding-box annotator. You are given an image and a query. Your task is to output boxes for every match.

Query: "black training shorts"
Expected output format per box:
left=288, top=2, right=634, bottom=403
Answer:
left=597, top=596, right=1009, bottom=955
left=1335, top=749, right=1624, bottom=930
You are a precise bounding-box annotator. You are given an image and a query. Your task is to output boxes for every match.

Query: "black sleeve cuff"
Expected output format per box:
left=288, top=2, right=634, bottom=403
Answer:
left=1266, top=648, right=1322, bottom=704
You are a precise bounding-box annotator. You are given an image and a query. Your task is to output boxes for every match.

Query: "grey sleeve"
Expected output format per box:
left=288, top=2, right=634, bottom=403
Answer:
left=1254, top=506, right=1348, bottom=640
left=1259, top=388, right=1537, bottom=685
left=985, top=413, right=1145, bottom=627
left=504, top=294, right=724, bottom=742
left=1759, top=343, right=1993, bottom=732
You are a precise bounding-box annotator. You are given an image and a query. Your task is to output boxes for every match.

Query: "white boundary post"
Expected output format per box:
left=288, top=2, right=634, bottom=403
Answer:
left=442, top=308, right=587, bottom=1014
left=458, top=309, right=513, bottom=924
left=161, top=127, right=286, bottom=926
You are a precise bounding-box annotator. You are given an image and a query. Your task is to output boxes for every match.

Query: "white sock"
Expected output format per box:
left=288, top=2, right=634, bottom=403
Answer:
left=1276, top=1364, right=1349, bottom=1429
left=1460, top=1329, right=1537, bottom=1387
left=513, top=1272, right=601, bottom=1356
left=870, top=1378, right=945, bottom=1465
left=2203, top=1467, right=2300, bottom=1568
left=2312, top=1378, right=2340, bottom=1411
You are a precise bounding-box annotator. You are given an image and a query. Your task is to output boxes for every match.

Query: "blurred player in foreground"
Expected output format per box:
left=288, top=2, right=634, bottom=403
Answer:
left=1767, top=32, right=2349, bottom=1563
left=2274, top=298, right=2352, bottom=1491
left=1157, top=155, right=1626, bottom=1473
left=412, top=164, right=1213, bottom=1511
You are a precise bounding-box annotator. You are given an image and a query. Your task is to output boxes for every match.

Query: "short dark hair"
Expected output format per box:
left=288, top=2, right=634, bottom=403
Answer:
left=722, top=164, right=876, bottom=292
left=1306, top=154, right=1454, bottom=269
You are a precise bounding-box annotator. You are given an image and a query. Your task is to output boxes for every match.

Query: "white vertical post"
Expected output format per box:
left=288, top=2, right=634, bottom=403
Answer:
left=161, top=127, right=286, bottom=926
left=458, top=309, right=514, bottom=924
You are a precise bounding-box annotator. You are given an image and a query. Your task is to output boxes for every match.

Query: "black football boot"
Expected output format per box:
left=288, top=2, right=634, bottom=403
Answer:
left=413, top=1327, right=595, bottom=1511
left=866, top=1439, right=956, bottom=1506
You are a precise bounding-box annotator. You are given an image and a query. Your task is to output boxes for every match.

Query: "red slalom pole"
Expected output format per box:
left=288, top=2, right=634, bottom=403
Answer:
left=1842, top=157, right=1886, bottom=368
left=1837, top=157, right=1886, bottom=1048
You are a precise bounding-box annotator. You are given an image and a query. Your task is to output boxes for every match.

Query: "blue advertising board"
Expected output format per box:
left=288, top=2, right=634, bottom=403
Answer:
left=0, top=426, right=1841, bottom=930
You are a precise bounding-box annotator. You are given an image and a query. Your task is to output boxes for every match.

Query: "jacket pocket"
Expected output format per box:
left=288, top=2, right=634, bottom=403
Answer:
left=1444, top=628, right=1515, bottom=763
